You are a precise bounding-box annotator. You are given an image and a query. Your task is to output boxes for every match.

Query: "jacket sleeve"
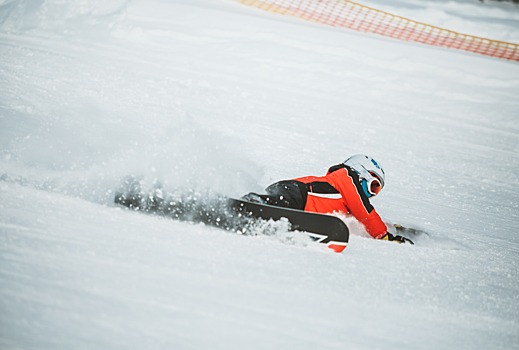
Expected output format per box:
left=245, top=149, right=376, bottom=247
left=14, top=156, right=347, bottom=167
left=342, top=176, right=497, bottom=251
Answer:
left=330, top=168, right=388, bottom=239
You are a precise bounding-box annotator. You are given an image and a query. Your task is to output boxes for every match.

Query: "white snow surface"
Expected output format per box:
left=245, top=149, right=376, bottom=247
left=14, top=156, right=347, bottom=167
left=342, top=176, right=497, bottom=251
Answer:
left=1, top=0, right=519, bottom=349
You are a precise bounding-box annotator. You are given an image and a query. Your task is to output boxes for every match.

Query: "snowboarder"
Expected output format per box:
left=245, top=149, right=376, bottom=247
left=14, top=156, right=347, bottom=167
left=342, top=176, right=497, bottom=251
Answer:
left=243, top=154, right=413, bottom=244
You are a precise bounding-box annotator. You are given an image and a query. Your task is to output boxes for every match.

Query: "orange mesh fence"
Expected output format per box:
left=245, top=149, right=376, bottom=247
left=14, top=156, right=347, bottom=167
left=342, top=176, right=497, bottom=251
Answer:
left=239, top=0, right=519, bottom=61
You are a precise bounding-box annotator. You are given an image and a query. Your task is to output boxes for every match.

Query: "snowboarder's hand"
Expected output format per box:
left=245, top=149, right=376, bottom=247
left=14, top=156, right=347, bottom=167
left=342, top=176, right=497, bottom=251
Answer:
left=382, top=232, right=414, bottom=245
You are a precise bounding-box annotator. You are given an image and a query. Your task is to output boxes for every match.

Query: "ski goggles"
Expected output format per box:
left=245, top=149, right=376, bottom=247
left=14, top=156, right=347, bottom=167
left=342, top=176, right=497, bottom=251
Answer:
left=364, top=172, right=383, bottom=196
left=350, top=164, right=384, bottom=197
left=367, top=177, right=382, bottom=196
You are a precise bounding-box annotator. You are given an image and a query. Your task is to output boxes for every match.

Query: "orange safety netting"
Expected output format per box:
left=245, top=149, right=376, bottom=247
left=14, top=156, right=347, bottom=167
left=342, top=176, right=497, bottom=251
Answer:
left=239, top=0, right=519, bottom=61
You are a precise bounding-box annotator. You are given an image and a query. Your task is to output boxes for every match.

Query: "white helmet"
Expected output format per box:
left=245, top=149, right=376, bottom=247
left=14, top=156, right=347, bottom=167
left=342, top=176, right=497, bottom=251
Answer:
left=343, top=154, right=385, bottom=197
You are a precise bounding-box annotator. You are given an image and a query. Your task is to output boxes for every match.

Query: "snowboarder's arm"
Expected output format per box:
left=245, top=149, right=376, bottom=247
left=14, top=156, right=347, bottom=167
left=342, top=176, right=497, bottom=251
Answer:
left=331, top=168, right=413, bottom=244
left=356, top=208, right=388, bottom=239
left=331, top=169, right=387, bottom=238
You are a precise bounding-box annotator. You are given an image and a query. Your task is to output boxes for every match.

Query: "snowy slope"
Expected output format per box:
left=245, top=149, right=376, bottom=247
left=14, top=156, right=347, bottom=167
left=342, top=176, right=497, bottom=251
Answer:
left=1, top=0, right=519, bottom=349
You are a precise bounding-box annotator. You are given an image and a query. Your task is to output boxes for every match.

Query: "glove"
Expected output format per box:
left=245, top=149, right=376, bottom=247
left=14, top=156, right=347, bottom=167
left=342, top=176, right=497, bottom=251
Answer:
left=381, top=232, right=414, bottom=245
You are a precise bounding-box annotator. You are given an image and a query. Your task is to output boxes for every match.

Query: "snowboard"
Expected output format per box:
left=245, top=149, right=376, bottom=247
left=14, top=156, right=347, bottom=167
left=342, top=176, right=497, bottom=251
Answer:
left=113, top=182, right=349, bottom=252
left=228, top=199, right=349, bottom=252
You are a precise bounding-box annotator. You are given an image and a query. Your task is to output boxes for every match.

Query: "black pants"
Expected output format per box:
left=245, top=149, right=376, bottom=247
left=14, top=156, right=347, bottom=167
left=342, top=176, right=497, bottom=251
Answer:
left=259, top=180, right=308, bottom=210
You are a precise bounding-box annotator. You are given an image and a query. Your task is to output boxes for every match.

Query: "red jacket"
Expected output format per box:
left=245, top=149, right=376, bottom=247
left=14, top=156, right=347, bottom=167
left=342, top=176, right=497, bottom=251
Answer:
left=295, top=165, right=387, bottom=239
